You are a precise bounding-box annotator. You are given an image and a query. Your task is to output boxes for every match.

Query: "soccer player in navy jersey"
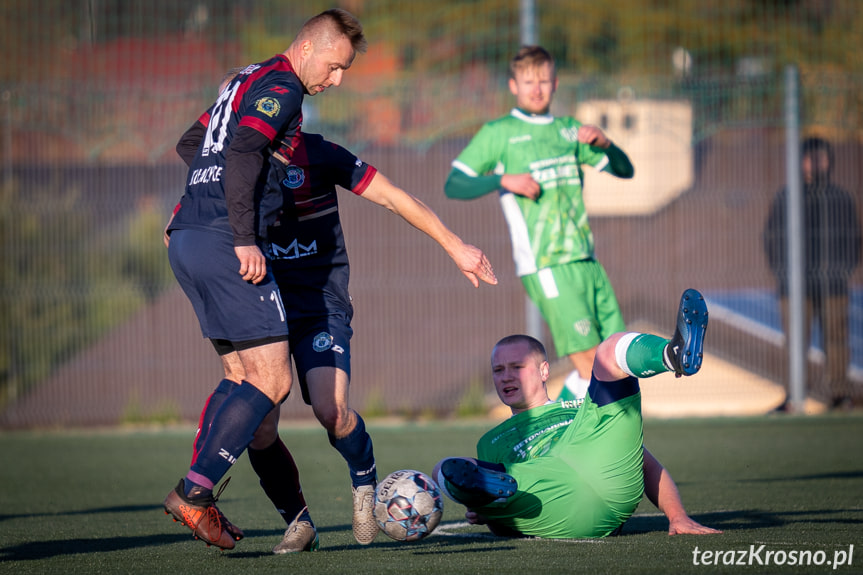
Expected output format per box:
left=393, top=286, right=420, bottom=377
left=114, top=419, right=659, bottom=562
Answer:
left=167, top=72, right=498, bottom=550
left=162, top=9, right=368, bottom=550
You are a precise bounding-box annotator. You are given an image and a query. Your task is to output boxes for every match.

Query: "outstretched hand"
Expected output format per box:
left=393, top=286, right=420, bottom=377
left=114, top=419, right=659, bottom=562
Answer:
left=668, top=515, right=723, bottom=536
left=453, top=243, right=498, bottom=287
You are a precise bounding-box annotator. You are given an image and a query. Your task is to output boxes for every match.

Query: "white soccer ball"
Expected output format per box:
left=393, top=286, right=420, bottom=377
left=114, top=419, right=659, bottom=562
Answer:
left=373, top=469, right=443, bottom=542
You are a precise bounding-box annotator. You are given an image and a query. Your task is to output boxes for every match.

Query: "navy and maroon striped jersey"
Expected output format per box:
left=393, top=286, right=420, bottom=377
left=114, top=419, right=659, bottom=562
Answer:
left=170, top=54, right=304, bottom=244
left=267, top=132, right=377, bottom=274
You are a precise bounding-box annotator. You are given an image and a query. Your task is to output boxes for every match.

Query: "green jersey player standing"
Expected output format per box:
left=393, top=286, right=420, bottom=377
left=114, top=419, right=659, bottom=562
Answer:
left=445, top=45, right=634, bottom=402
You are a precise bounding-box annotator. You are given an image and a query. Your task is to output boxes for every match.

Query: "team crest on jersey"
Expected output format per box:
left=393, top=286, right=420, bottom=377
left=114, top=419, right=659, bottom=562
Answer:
left=560, top=126, right=579, bottom=143
left=255, top=97, right=281, bottom=117
left=313, top=332, right=334, bottom=352
left=574, top=319, right=592, bottom=336
left=282, top=166, right=305, bottom=189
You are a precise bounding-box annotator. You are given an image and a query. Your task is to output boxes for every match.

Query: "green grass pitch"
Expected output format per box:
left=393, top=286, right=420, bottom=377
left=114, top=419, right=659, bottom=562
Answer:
left=1, top=414, right=862, bottom=575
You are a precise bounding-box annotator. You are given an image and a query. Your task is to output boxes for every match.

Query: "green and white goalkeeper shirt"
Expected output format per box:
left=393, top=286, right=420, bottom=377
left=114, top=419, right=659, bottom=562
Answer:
left=451, top=109, right=611, bottom=276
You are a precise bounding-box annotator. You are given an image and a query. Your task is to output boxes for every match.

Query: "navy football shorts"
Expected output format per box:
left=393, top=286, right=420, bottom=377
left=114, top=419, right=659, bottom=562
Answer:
left=168, top=228, right=288, bottom=344
left=274, top=265, right=354, bottom=404
left=289, top=314, right=353, bottom=405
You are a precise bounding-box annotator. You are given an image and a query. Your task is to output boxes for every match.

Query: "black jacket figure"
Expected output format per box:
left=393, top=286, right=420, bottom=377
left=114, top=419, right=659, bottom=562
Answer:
left=764, top=138, right=861, bottom=298
left=763, top=137, right=862, bottom=409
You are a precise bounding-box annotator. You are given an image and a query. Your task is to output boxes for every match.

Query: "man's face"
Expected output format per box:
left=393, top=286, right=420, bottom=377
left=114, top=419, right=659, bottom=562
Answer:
left=508, top=62, right=557, bottom=115
left=491, top=340, right=550, bottom=414
left=298, top=35, right=356, bottom=96
left=802, top=148, right=830, bottom=184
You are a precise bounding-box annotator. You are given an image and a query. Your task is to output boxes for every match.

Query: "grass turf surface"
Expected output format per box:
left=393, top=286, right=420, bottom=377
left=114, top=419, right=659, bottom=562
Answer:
left=1, top=415, right=862, bottom=575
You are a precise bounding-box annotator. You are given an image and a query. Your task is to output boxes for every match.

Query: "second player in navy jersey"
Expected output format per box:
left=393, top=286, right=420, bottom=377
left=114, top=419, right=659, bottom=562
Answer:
left=171, top=129, right=498, bottom=551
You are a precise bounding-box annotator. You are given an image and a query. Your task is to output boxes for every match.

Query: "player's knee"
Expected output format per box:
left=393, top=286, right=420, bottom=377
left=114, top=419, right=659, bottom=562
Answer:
left=268, top=370, right=294, bottom=403
left=314, top=404, right=351, bottom=435
left=568, top=348, right=596, bottom=377
left=594, top=333, right=625, bottom=373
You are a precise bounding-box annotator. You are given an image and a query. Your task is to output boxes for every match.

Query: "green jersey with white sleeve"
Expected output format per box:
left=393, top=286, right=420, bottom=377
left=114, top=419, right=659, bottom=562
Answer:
left=451, top=109, right=611, bottom=276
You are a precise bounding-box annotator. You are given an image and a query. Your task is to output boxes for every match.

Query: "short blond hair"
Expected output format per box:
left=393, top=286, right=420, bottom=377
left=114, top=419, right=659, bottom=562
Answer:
left=492, top=334, right=548, bottom=364
left=509, top=45, right=556, bottom=79
left=297, top=8, right=367, bottom=54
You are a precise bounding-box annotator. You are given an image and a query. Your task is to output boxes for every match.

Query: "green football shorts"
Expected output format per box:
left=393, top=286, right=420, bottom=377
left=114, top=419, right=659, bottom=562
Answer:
left=521, top=259, right=625, bottom=357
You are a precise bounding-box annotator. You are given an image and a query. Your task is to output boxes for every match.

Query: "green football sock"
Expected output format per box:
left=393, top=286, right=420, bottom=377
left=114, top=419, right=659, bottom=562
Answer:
left=620, top=333, right=671, bottom=378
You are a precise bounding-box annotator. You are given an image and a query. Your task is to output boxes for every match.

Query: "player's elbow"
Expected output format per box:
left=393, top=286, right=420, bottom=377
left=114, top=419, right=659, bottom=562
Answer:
left=444, top=169, right=474, bottom=199
left=615, top=161, right=635, bottom=179
left=443, top=173, right=459, bottom=198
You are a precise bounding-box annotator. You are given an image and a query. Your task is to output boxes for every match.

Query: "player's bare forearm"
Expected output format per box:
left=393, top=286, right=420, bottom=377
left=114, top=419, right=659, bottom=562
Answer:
left=363, top=173, right=497, bottom=286
left=163, top=218, right=173, bottom=248
left=643, top=448, right=722, bottom=535
left=163, top=204, right=179, bottom=248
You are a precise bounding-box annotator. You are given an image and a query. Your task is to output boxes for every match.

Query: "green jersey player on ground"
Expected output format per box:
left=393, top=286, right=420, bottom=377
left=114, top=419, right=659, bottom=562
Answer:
left=444, top=45, right=635, bottom=402
left=434, top=289, right=722, bottom=539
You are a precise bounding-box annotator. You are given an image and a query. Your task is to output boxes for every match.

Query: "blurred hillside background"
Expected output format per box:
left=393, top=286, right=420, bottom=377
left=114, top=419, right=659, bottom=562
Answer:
left=1, top=0, right=862, bottom=427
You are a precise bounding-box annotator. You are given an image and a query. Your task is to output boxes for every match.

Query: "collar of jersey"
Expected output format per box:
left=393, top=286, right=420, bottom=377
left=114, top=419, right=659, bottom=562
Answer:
left=509, top=399, right=562, bottom=418
left=511, top=108, right=554, bottom=125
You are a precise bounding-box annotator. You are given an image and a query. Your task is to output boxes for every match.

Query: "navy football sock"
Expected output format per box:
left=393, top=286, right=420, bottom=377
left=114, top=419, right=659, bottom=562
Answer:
left=188, top=382, right=275, bottom=492
left=248, top=437, right=310, bottom=526
left=192, top=379, right=239, bottom=465
left=328, top=413, right=377, bottom=487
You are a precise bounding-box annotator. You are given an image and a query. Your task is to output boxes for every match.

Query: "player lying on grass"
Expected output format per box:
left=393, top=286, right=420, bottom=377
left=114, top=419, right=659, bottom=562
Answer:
left=166, top=121, right=497, bottom=552
left=434, top=289, right=722, bottom=538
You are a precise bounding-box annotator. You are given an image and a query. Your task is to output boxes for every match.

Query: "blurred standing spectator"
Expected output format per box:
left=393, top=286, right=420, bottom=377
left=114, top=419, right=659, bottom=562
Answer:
left=763, top=137, right=862, bottom=411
